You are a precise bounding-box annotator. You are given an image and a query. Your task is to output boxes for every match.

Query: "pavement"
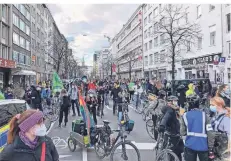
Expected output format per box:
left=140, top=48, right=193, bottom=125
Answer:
left=47, top=99, right=157, bottom=161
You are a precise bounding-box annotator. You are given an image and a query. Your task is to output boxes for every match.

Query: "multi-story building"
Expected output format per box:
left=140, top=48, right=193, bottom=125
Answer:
left=98, top=47, right=111, bottom=79
left=142, top=4, right=230, bottom=84
left=115, top=5, right=143, bottom=79
left=0, top=4, right=16, bottom=87
left=11, top=4, right=33, bottom=86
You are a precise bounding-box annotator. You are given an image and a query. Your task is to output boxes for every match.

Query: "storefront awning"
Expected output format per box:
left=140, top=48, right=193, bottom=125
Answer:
left=13, top=70, right=36, bottom=76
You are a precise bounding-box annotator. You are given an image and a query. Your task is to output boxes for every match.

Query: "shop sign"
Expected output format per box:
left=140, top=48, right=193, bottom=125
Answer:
left=0, top=58, right=16, bottom=68
left=181, top=53, right=221, bottom=68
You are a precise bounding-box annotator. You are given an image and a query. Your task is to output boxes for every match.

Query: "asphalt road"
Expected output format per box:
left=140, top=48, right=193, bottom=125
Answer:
left=48, top=99, right=157, bottom=161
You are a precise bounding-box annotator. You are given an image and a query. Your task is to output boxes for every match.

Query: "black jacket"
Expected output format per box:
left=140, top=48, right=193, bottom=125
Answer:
left=0, top=135, right=59, bottom=161
left=111, top=87, right=122, bottom=102
left=160, top=105, right=180, bottom=135
left=148, top=84, right=158, bottom=95
left=61, top=95, right=71, bottom=111
left=31, top=88, right=41, bottom=105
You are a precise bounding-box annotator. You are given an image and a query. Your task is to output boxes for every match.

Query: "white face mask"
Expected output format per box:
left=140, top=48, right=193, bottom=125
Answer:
left=173, top=101, right=178, bottom=106
left=34, top=124, right=47, bottom=136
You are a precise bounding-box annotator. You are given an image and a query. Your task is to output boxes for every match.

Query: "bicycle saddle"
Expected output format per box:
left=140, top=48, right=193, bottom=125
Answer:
left=103, top=120, right=110, bottom=124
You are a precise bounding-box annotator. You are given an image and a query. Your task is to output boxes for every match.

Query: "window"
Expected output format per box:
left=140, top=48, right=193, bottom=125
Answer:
left=144, top=56, right=148, bottom=66
left=198, top=37, right=202, bottom=49
left=37, top=28, right=40, bottom=37
left=154, top=52, right=159, bottom=63
left=227, top=41, right=231, bottom=54
left=187, top=41, right=191, bottom=52
left=19, top=53, right=25, bottom=64
left=144, top=5, right=147, bottom=13
left=227, top=13, right=230, bottom=32
left=26, top=40, right=30, bottom=51
left=149, top=40, right=153, bottom=49
left=153, top=7, right=158, bottom=18
left=13, top=50, right=19, bottom=62
left=2, top=45, right=8, bottom=59
left=209, top=4, right=215, bottom=11
left=26, top=10, right=30, bottom=20
left=32, top=23, right=35, bottom=33
left=0, top=104, right=18, bottom=128
left=148, top=12, right=152, bottom=23
left=20, top=5, right=26, bottom=16
left=2, top=24, right=7, bottom=39
left=154, top=37, right=158, bottom=47
left=210, top=31, right=216, bottom=46
left=160, top=17, right=165, bottom=26
left=149, top=54, right=153, bottom=65
left=145, top=43, right=148, bottom=51
left=144, top=30, right=147, bottom=39
left=159, top=4, right=162, bottom=13
left=148, top=26, right=152, bottom=36
left=154, top=23, right=158, bottom=33
left=14, top=4, right=20, bottom=9
left=31, top=38, right=35, bottom=49
left=144, top=17, right=147, bottom=26
left=13, top=32, right=19, bottom=45
left=185, top=13, right=188, bottom=23
left=13, top=13, right=19, bottom=27
left=20, top=37, right=26, bottom=48
left=197, top=5, right=202, bottom=18
left=2, top=4, right=7, bottom=19
left=37, top=13, right=39, bottom=23
left=160, top=50, right=165, bottom=63
left=19, top=19, right=25, bottom=32
left=26, top=25, right=30, bottom=35
left=160, top=34, right=165, bottom=45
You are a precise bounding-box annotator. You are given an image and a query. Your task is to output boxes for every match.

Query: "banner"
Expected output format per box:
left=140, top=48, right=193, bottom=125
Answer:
left=52, top=72, right=64, bottom=93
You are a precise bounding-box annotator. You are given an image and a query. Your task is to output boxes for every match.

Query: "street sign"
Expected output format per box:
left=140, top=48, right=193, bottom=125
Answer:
left=219, top=57, right=226, bottom=63
left=0, top=58, right=16, bottom=68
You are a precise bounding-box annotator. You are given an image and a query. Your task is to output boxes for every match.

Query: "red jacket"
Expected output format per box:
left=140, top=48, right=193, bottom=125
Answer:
left=88, top=83, right=96, bottom=90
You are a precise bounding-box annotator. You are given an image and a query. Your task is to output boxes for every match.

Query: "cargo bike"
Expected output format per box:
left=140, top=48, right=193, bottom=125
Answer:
left=67, top=94, right=141, bottom=161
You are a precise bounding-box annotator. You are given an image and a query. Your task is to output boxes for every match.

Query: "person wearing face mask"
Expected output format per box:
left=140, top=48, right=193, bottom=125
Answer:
left=179, top=94, right=214, bottom=161
left=158, top=95, right=184, bottom=161
left=134, top=81, right=143, bottom=110
left=0, top=109, right=59, bottom=161
left=31, top=85, right=42, bottom=111
left=68, top=83, right=80, bottom=117
left=216, top=84, right=230, bottom=108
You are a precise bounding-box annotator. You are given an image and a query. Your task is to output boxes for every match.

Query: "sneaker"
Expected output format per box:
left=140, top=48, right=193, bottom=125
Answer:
left=58, top=124, right=61, bottom=128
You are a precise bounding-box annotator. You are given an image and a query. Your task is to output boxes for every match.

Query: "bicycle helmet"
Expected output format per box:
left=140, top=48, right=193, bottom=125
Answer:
left=167, top=95, right=178, bottom=102
left=158, top=90, right=166, bottom=98
left=186, top=94, right=200, bottom=109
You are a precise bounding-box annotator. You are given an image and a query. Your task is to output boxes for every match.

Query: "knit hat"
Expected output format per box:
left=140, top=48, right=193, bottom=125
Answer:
left=18, top=111, right=44, bottom=132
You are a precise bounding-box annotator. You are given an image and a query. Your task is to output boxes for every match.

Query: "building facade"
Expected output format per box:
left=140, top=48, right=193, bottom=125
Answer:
left=115, top=5, right=143, bottom=80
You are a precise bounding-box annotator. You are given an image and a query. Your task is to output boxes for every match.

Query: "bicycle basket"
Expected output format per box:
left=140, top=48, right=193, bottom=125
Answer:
left=125, top=120, right=134, bottom=132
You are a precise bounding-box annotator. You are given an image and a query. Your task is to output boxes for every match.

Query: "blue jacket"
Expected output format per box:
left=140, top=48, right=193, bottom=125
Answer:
left=41, top=88, right=47, bottom=99
left=4, top=92, right=13, bottom=99
left=182, top=110, right=209, bottom=151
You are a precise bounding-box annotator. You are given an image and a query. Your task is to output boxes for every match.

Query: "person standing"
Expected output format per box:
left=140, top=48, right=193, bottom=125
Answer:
left=128, top=80, right=135, bottom=102
left=31, top=86, right=42, bottom=111
left=134, top=81, right=143, bottom=110
left=59, top=89, right=71, bottom=127
left=4, top=87, right=14, bottom=99
left=111, top=82, right=122, bottom=115
left=68, top=83, right=80, bottom=116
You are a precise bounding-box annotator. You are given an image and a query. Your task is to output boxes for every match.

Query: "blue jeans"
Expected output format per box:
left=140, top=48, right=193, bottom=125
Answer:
left=118, top=111, right=123, bottom=125
left=134, top=94, right=141, bottom=109
left=104, top=93, right=109, bottom=106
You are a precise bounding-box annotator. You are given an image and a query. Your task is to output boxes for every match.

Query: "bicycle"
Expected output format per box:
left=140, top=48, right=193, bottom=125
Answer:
left=154, top=131, right=181, bottom=161
left=94, top=120, right=140, bottom=161
left=146, top=114, right=162, bottom=140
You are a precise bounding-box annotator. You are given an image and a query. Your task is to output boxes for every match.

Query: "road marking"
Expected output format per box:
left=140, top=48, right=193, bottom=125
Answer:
left=59, top=155, right=72, bottom=159
left=106, top=105, right=112, bottom=110
left=82, top=148, right=88, bottom=161
left=51, top=136, right=68, bottom=149
left=46, top=121, right=56, bottom=134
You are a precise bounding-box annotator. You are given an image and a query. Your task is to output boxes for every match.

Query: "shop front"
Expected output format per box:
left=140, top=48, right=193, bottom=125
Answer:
left=12, top=68, right=36, bottom=87
left=0, top=58, right=16, bottom=88
left=181, top=53, right=221, bottom=83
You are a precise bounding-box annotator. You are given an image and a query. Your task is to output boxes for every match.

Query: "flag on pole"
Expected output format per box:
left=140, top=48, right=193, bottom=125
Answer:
left=52, top=72, right=64, bottom=93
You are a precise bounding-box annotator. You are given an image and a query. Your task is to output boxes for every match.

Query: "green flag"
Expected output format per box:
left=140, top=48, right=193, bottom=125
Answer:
left=52, top=72, right=64, bottom=93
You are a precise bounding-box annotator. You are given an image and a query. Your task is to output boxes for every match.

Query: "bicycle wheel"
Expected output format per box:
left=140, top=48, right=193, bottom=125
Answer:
left=156, top=149, right=180, bottom=161
left=94, top=133, right=106, bottom=159
left=110, top=140, right=141, bottom=161
left=146, top=119, right=155, bottom=140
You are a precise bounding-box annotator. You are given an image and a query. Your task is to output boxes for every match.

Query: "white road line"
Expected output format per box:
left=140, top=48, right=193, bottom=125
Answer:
left=106, top=105, right=112, bottom=110
left=46, top=121, right=56, bottom=134
left=82, top=148, right=88, bottom=161
left=59, top=155, right=72, bottom=159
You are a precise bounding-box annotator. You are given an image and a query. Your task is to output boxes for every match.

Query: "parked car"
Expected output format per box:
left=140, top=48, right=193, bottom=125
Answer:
left=0, top=99, right=29, bottom=152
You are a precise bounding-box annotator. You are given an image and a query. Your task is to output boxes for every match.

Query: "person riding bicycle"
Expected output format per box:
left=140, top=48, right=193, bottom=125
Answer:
left=86, top=92, right=98, bottom=125
left=96, top=81, right=105, bottom=116
left=158, top=95, right=184, bottom=161
left=180, top=94, right=214, bottom=161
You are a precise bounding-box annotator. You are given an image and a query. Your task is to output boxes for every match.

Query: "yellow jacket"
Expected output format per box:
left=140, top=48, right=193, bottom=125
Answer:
left=185, top=83, right=195, bottom=96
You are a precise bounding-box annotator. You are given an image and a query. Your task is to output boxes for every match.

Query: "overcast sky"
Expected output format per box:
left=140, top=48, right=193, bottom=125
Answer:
left=48, top=4, right=139, bottom=66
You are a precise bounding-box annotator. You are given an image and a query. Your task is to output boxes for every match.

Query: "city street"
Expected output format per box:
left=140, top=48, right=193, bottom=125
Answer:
left=48, top=99, right=156, bottom=161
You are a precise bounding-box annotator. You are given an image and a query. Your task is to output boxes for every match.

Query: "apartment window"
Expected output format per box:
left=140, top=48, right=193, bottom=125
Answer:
left=198, top=37, right=202, bottom=50
left=185, top=13, right=188, bottom=23
left=148, top=12, right=152, bottom=23
left=154, top=52, right=159, bottom=63
left=154, top=23, right=158, bottom=33
left=2, top=45, right=8, bottom=59
left=160, top=34, right=165, bottom=44
left=2, top=24, right=7, bottom=39
left=13, top=13, right=19, bottom=27
left=20, top=5, right=26, bottom=16
left=209, top=4, right=215, bottom=11
left=144, top=56, right=148, bottom=66
left=149, top=54, right=153, bottom=65
left=20, top=37, right=26, bottom=48
left=160, top=17, right=165, bottom=26
left=160, top=50, right=165, bottom=63
left=26, top=25, right=30, bottom=35
left=159, top=4, right=162, bottom=13
left=31, top=38, right=35, bottom=49
left=13, top=32, right=19, bottom=45
left=144, top=5, right=147, bottom=13
left=210, top=31, right=216, bottom=46
left=153, top=7, right=158, bottom=18
left=197, top=5, right=202, bottom=18
left=26, top=40, right=30, bottom=51
left=2, top=4, right=7, bottom=18
left=12, top=51, right=19, bottom=62
left=37, top=13, right=39, bottom=23
left=154, top=37, right=158, bottom=47
left=26, top=10, right=30, bottom=20
left=14, top=4, right=20, bottom=9
left=227, top=13, right=230, bottom=32
left=187, top=41, right=191, bottom=52
left=149, top=40, right=153, bottom=49
left=37, top=28, right=40, bottom=37
left=32, top=23, right=35, bottom=33
left=144, top=30, right=147, bottom=39
left=227, top=41, right=231, bottom=54
left=145, top=43, right=148, bottom=51
left=144, top=17, right=147, bottom=26
left=19, top=19, right=25, bottom=32
left=19, top=53, right=25, bottom=64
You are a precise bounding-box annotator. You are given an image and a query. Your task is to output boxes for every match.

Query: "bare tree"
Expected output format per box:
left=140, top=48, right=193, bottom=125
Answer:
left=152, top=4, right=201, bottom=93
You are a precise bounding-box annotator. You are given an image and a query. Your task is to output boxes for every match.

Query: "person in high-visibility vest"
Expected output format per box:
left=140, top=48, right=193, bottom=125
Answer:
left=180, top=94, right=214, bottom=161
